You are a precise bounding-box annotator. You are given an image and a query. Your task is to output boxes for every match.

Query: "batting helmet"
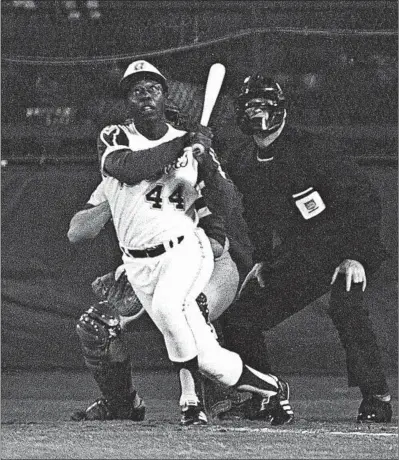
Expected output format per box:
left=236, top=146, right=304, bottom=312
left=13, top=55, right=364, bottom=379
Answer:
left=235, top=74, right=286, bottom=135
left=120, top=60, right=168, bottom=94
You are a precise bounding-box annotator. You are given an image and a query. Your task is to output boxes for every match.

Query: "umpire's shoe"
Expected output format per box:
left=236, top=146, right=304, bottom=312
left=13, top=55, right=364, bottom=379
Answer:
left=180, top=398, right=208, bottom=426
left=357, top=395, right=392, bottom=423
left=71, top=391, right=146, bottom=421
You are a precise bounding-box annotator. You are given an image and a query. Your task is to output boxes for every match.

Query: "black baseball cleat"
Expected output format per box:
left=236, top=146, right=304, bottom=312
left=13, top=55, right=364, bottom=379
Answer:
left=247, top=378, right=294, bottom=425
left=357, top=396, right=392, bottom=423
left=71, top=391, right=146, bottom=421
left=268, top=378, right=294, bottom=425
left=234, top=365, right=294, bottom=425
left=180, top=402, right=208, bottom=426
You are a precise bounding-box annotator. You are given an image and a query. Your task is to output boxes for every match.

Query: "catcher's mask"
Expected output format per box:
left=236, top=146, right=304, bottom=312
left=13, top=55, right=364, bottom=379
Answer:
left=235, top=74, right=286, bottom=136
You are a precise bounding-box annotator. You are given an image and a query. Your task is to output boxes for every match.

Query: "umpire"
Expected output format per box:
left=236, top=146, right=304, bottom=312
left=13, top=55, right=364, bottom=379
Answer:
left=221, top=74, right=392, bottom=423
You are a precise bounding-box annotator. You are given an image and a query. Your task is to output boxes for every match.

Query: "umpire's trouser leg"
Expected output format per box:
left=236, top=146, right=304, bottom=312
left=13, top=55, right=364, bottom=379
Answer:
left=221, top=254, right=333, bottom=373
left=328, top=275, right=389, bottom=396
left=222, top=256, right=388, bottom=394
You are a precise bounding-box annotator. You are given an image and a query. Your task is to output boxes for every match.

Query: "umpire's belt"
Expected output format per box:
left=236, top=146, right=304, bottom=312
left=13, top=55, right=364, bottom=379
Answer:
left=122, top=236, right=184, bottom=258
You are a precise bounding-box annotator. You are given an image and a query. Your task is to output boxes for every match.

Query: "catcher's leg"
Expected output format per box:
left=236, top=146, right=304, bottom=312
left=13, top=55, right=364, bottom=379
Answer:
left=72, top=301, right=145, bottom=421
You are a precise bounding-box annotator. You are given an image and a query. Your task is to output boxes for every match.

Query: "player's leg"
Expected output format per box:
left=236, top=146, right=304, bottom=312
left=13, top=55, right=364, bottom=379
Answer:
left=180, top=292, right=294, bottom=426
left=171, top=235, right=290, bottom=425
left=174, top=246, right=240, bottom=425
left=151, top=229, right=216, bottom=424
left=123, top=228, right=214, bottom=424
left=72, top=300, right=145, bottom=421
left=182, top=294, right=294, bottom=425
left=146, top=229, right=214, bottom=363
left=148, top=228, right=246, bottom=386
left=176, top=237, right=293, bottom=425
left=199, top=244, right=252, bottom=419
left=124, top=229, right=291, bottom=425
left=328, top=274, right=392, bottom=423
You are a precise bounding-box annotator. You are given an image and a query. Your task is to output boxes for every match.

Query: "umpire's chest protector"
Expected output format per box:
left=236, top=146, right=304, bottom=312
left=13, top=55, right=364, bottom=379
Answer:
left=232, top=128, right=386, bottom=271
left=267, top=132, right=342, bottom=243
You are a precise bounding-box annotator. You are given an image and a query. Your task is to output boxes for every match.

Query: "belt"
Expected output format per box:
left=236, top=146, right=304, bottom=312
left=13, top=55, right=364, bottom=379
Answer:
left=123, top=236, right=184, bottom=258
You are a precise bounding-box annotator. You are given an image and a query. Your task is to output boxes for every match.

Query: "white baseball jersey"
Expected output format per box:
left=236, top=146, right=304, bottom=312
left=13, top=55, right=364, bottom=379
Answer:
left=87, top=120, right=245, bottom=382
left=90, top=121, right=201, bottom=250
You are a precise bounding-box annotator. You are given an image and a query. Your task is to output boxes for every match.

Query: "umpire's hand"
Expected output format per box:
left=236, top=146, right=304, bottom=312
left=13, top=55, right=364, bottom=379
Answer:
left=331, top=259, right=367, bottom=292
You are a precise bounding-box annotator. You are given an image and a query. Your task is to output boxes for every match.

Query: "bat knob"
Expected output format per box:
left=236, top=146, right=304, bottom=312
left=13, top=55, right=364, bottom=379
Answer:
left=192, top=143, right=205, bottom=158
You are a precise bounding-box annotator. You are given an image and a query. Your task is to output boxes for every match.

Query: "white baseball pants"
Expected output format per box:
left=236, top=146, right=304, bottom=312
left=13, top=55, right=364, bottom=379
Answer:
left=123, top=227, right=243, bottom=386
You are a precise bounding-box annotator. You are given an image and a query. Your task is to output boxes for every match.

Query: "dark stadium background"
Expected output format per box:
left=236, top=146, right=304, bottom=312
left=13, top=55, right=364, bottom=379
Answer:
left=1, top=0, right=397, bottom=378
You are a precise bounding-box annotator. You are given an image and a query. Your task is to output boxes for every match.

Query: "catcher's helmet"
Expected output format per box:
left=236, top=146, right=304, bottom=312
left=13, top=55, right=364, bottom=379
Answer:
left=235, top=74, right=286, bottom=135
left=120, top=60, right=168, bottom=94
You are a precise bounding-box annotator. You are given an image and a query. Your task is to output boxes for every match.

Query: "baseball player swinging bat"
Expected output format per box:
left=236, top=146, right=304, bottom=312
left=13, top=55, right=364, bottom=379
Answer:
left=100, top=64, right=227, bottom=330
left=192, top=63, right=226, bottom=155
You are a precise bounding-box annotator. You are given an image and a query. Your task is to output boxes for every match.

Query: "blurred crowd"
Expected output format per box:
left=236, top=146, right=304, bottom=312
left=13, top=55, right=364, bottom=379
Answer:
left=1, top=0, right=397, bottom=155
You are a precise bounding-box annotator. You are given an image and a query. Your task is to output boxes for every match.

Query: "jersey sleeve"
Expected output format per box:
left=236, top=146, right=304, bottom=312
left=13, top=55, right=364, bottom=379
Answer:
left=197, top=148, right=227, bottom=182
left=100, top=129, right=190, bottom=185
left=97, top=124, right=132, bottom=174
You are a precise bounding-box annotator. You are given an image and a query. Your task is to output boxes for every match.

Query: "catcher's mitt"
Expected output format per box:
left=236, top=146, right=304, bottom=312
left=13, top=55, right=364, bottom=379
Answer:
left=91, top=268, right=144, bottom=319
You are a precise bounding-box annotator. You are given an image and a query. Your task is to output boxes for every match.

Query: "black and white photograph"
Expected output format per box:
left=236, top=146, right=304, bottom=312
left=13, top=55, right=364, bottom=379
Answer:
left=1, top=1, right=398, bottom=458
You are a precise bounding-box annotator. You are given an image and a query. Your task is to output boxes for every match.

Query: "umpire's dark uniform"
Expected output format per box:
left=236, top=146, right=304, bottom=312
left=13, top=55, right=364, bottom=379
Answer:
left=223, top=126, right=390, bottom=398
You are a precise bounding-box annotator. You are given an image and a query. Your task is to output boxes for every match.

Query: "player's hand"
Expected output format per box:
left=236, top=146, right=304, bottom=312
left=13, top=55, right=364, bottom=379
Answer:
left=208, top=237, right=224, bottom=259
left=331, top=259, right=367, bottom=292
left=191, top=124, right=214, bottom=159
left=238, top=262, right=265, bottom=298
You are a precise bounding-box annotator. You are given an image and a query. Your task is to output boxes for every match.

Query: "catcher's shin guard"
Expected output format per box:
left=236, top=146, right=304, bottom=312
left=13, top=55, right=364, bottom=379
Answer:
left=76, top=302, right=145, bottom=419
left=70, top=359, right=146, bottom=421
left=196, top=293, right=210, bottom=323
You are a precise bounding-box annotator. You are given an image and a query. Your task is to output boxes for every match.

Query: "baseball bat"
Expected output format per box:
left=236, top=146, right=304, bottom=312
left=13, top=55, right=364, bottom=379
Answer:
left=192, top=63, right=226, bottom=155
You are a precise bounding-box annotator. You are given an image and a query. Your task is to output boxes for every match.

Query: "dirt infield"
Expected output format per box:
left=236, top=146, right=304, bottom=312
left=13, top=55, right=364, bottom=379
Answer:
left=1, top=370, right=397, bottom=459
